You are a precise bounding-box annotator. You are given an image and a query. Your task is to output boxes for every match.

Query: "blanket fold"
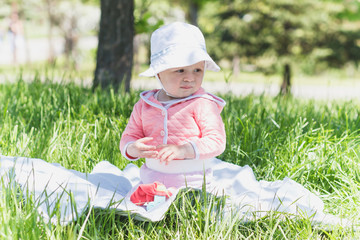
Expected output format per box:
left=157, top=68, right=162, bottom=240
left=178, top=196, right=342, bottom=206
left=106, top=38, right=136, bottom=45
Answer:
left=0, top=155, right=349, bottom=227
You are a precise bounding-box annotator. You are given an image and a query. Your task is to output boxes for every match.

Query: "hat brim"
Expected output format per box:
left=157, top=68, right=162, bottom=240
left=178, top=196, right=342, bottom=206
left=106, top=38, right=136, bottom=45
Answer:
left=139, top=67, right=157, bottom=77
left=139, top=48, right=220, bottom=77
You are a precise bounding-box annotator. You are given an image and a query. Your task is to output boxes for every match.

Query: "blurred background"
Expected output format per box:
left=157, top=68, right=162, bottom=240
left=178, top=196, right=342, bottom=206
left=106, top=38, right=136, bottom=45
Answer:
left=0, top=0, right=359, bottom=99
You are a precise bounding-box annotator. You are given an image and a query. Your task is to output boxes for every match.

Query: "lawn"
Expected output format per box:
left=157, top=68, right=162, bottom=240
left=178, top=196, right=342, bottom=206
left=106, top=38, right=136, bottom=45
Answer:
left=0, top=77, right=359, bottom=239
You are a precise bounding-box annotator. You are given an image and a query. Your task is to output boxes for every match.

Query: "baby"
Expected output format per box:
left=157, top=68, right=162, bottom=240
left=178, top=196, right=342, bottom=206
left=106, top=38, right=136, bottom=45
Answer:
left=120, top=22, right=226, bottom=189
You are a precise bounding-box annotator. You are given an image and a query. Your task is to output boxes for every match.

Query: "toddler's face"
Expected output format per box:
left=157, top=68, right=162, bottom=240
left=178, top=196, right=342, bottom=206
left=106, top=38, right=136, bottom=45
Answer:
left=158, top=61, right=204, bottom=99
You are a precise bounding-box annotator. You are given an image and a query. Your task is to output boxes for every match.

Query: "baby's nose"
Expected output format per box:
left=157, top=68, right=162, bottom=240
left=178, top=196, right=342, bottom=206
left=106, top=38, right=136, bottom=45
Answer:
left=183, top=73, right=195, bottom=82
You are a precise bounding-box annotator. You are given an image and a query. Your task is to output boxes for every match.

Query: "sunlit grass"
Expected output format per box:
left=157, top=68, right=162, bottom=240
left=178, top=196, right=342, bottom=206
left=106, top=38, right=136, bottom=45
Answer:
left=0, top=77, right=359, bottom=239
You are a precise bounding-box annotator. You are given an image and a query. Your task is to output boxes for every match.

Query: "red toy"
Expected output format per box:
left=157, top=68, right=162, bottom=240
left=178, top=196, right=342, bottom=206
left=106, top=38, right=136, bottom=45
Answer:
left=130, top=182, right=173, bottom=206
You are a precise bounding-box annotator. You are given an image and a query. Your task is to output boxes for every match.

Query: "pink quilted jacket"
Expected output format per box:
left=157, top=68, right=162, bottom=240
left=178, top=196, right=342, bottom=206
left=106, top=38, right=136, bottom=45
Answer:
left=120, top=87, right=226, bottom=161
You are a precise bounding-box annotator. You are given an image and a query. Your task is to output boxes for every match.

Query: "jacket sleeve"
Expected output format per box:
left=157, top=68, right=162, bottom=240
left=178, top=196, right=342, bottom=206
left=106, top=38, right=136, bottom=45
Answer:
left=119, top=101, right=145, bottom=160
left=191, top=99, right=226, bottom=160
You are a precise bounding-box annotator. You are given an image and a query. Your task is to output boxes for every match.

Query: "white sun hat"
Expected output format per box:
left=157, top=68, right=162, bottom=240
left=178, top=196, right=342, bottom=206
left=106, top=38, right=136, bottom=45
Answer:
left=139, top=22, right=220, bottom=77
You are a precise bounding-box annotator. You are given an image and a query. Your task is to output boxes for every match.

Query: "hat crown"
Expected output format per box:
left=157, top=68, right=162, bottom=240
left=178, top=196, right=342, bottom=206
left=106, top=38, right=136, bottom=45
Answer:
left=139, top=22, right=220, bottom=77
left=150, top=22, right=206, bottom=60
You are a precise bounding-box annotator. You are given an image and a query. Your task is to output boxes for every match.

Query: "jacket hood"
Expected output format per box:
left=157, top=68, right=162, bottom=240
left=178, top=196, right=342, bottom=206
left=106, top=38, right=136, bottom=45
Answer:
left=139, top=88, right=226, bottom=109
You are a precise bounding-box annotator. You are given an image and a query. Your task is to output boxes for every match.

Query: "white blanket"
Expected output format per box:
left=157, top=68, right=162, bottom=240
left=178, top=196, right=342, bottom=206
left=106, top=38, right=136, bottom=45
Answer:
left=0, top=155, right=347, bottom=226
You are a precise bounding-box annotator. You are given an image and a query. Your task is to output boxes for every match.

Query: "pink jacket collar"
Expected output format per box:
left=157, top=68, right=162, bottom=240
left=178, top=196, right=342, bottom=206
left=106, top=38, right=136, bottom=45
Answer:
left=139, top=87, right=226, bottom=109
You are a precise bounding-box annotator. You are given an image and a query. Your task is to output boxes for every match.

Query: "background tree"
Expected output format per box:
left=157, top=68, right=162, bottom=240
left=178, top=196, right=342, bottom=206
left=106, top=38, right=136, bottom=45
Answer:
left=43, top=0, right=57, bottom=63
left=173, top=0, right=216, bottom=26
left=93, top=0, right=134, bottom=91
left=316, top=0, right=360, bottom=73
left=48, top=1, right=99, bottom=69
left=132, top=0, right=163, bottom=73
left=0, top=0, right=99, bottom=67
left=207, top=0, right=355, bottom=94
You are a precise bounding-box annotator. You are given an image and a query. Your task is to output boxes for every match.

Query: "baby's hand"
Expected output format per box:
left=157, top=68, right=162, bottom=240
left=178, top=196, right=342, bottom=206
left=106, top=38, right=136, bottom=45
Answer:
left=156, top=143, right=195, bottom=164
left=127, top=137, right=158, bottom=159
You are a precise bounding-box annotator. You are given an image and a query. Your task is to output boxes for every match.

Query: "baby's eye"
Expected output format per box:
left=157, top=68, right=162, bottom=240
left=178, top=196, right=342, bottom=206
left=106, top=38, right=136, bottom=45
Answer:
left=176, top=69, right=185, bottom=73
left=194, top=68, right=202, bottom=73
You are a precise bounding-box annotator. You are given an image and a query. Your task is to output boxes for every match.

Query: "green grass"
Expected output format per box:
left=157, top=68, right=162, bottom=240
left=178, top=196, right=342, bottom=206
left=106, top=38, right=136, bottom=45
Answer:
left=0, top=76, right=359, bottom=239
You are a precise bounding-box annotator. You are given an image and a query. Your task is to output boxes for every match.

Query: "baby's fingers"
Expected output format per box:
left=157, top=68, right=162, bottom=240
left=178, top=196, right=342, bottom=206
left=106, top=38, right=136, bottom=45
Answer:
left=163, top=154, right=176, bottom=164
left=139, top=144, right=156, bottom=151
left=156, top=144, right=167, bottom=150
left=142, top=150, right=158, bottom=158
left=137, top=137, right=156, bottom=150
left=138, top=137, right=154, bottom=143
left=158, top=151, right=174, bottom=164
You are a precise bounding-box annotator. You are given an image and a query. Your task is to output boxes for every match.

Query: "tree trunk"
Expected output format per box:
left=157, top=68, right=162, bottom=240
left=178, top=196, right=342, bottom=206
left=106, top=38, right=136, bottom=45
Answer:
left=280, top=63, right=291, bottom=95
left=63, top=13, right=79, bottom=70
left=232, top=55, right=240, bottom=77
left=187, top=2, right=199, bottom=26
left=94, top=0, right=134, bottom=92
left=45, top=0, right=56, bottom=63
